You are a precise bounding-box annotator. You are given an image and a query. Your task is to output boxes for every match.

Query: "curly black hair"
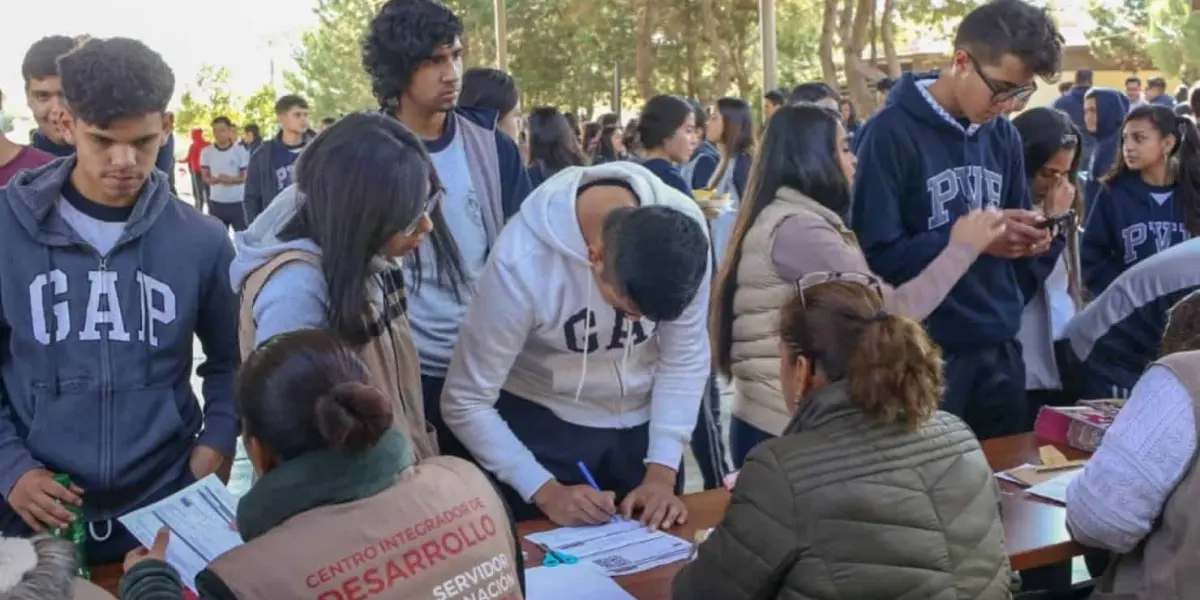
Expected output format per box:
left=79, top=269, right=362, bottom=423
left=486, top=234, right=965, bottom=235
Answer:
left=954, top=0, right=1064, bottom=80
left=362, top=0, right=463, bottom=108
left=58, top=38, right=174, bottom=128
left=21, top=36, right=77, bottom=83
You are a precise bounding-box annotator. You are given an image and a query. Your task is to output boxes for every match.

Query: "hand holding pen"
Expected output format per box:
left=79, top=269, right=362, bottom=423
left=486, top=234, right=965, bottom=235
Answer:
left=530, top=462, right=616, bottom=527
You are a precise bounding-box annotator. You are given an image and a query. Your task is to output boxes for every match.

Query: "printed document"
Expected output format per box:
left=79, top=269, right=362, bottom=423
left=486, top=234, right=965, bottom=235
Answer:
left=525, top=518, right=692, bottom=577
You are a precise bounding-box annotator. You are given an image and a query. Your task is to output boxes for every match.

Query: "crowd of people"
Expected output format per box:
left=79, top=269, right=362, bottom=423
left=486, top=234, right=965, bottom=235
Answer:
left=0, top=0, right=1199, bottom=598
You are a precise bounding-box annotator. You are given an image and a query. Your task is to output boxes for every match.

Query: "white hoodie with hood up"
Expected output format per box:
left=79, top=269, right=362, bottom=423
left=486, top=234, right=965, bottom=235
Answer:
left=441, top=162, right=711, bottom=501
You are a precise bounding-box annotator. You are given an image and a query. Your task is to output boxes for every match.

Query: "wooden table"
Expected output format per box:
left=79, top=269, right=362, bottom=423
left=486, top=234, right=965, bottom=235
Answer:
left=981, top=433, right=1090, bottom=572
left=88, top=433, right=1087, bottom=599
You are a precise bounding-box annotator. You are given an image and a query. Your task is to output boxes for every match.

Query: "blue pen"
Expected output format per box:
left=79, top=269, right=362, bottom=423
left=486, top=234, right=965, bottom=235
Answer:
left=577, top=461, right=617, bottom=521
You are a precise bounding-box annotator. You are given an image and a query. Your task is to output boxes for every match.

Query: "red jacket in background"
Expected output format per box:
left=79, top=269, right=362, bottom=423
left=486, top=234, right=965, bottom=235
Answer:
left=185, top=128, right=209, bottom=173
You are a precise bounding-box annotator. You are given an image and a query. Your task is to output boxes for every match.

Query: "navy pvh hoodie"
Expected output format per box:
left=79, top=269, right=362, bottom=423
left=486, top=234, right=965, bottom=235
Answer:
left=0, top=158, right=240, bottom=525
left=1081, top=170, right=1191, bottom=297
left=851, top=73, right=1062, bottom=352
left=1083, top=88, right=1130, bottom=205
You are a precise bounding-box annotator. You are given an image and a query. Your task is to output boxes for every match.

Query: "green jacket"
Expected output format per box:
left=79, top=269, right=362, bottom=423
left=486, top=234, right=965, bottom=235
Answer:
left=673, top=381, right=1012, bottom=599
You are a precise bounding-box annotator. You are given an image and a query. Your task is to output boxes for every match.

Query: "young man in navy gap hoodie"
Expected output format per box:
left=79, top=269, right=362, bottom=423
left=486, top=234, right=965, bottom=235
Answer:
left=0, top=38, right=239, bottom=564
left=364, top=0, right=532, bottom=460
left=852, top=0, right=1066, bottom=439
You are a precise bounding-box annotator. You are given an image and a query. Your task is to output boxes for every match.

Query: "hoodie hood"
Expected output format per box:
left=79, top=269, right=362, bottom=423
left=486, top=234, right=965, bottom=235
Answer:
left=30, top=130, right=75, bottom=157
left=190, top=128, right=206, bottom=144
left=229, top=185, right=322, bottom=292
left=892, top=72, right=984, bottom=137
left=516, top=161, right=707, bottom=264
left=1088, top=88, right=1130, bottom=141
left=5, top=156, right=171, bottom=247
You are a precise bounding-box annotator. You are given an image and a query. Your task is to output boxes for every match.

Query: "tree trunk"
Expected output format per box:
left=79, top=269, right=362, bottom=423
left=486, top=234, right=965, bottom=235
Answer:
left=634, top=0, right=657, bottom=101
left=819, top=0, right=839, bottom=90
left=881, top=0, right=900, bottom=77
left=685, top=2, right=699, bottom=99
left=844, top=0, right=874, bottom=112
left=701, top=0, right=735, bottom=101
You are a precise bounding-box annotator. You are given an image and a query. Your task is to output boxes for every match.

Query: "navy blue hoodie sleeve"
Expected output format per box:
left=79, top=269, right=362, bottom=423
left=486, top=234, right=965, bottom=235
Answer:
left=243, top=147, right=266, bottom=223
left=851, top=117, right=951, bottom=284
left=496, top=131, right=532, bottom=220
left=194, top=233, right=240, bottom=457
left=1081, top=187, right=1123, bottom=297
left=691, top=154, right=718, bottom=189
left=1005, top=130, right=1065, bottom=304
left=732, top=154, right=751, bottom=200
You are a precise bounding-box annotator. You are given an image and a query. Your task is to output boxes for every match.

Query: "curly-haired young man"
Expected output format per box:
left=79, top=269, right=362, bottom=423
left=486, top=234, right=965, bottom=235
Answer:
left=362, top=0, right=531, bottom=459
left=851, top=0, right=1066, bottom=439
left=21, top=35, right=178, bottom=192
left=0, top=37, right=240, bottom=565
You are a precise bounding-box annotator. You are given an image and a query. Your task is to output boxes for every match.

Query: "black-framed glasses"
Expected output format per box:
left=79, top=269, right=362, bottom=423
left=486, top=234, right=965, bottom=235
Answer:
left=966, top=52, right=1037, bottom=104
left=793, top=271, right=884, bottom=309
left=402, top=180, right=442, bottom=236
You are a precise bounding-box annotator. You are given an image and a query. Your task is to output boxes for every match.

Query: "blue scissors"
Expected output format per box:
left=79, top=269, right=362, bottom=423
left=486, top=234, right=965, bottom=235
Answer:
left=535, top=543, right=579, bottom=567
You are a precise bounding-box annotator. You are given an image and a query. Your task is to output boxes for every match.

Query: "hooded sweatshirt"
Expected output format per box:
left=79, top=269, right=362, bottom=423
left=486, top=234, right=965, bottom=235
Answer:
left=1052, top=85, right=1094, bottom=167
left=851, top=73, right=1063, bottom=352
left=1084, top=88, right=1130, bottom=204
left=1081, top=170, right=1190, bottom=297
left=0, top=159, right=240, bottom=523
left=440, top=162, right=711, bottom=502
left=680, top=140, right=719, bottom=191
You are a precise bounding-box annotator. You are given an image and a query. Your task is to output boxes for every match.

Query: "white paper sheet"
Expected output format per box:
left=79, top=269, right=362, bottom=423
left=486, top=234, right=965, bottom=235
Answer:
left=995, top=463, right=1037, bottom=485
left=525, top=563, right=635, bottom=600
left=1025, top=470, right=1080, bottom=505
left=118, top=475, right=244, bottom=591
left=525, top=518, right=691, bottom=577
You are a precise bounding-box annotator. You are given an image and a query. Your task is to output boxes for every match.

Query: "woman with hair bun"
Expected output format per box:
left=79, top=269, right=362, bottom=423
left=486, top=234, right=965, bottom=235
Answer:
left=121, top=330, right=524, bottom=600
left=676, top=279, right=1009, bottom=599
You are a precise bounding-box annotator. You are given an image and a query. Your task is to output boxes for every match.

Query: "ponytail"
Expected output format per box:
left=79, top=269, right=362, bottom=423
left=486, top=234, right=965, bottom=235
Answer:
left=846, top=312, right=944, bottom=429
left=1172, top=114, right=1200, bottom=237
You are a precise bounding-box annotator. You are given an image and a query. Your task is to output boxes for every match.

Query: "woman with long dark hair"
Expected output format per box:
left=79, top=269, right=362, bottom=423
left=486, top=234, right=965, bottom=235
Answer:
left=705, top=97, right=754, bottom=204
left=1012, top=107, right=1086, bottom=414
left=1082, top=104, right=1200, bottom=296
left=839, top=98, right=862, bottom=143
left=121, top=330, right=524, bottom=600
left=592, top=123, right=626, bottom=164
left=525, top=106, right=589, bottom=188
left=459, top=67, right=521, bottom=141
left=637, top=94, right=696, bottom=196
left=230, top=112, right=466, bottom=459
left=711, top=104, right=1004, bottom=466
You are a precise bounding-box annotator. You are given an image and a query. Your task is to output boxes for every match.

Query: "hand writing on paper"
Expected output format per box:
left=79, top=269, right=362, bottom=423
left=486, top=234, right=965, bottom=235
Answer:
left=533, top=480, right=616, bottom=526
left=124, top=527, right=171, bottom=573
left=620, top=464, right=688, bottom=532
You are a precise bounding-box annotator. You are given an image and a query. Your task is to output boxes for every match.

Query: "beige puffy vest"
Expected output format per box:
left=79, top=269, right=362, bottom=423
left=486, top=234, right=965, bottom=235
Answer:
left=208, top=457, right=522, bottom=600
left=730, top=188, right=856, bottom=436
left=1091, top=350, right=1200, bottom=599
left=238, top=250, right=438, bottom=459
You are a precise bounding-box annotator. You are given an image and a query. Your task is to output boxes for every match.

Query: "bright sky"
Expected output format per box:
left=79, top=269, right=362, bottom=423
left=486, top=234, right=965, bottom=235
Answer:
left=1, top=0, right=321, bottom=118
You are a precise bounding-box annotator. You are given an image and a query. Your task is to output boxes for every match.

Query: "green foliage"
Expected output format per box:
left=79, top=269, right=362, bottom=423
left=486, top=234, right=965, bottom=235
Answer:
left=1087, top=0, right=1154, bottom=72
left=1146, top=0, right=1200, bottom=82
left=286, top=0, right=383, bottom=116
left=174, top=68, right=278, bottom=137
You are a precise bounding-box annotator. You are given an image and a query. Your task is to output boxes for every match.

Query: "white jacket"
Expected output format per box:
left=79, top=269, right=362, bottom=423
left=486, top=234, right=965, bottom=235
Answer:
left=440, top=162, right=711, bottom=501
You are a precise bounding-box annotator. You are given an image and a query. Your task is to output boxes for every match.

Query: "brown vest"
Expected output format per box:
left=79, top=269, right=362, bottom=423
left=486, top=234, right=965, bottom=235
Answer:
left=1092, top=350, right=1200, bottom=599
left=208, top=457, right=522, bottom=600
left=238, top=250, right=438, bottom=459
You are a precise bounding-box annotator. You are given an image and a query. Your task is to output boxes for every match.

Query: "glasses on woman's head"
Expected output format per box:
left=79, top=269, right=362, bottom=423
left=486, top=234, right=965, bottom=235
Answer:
left=966, top=53, right=1037, bottom=105
left=793, top=271, right=884, bottom=309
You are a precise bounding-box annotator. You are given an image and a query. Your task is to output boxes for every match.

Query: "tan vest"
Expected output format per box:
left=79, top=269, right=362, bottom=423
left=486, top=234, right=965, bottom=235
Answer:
left=730, top=188, right=856, bottom=435
left=209, top=457, right=522, bottom=600
left=238, top=250, right=438, bottom=459
left=1092, top=350, right=1200, bottom=599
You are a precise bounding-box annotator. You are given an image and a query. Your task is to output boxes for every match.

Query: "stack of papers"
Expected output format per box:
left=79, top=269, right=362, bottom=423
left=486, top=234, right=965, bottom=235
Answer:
left=525, top=518, right=692, bottom=577
left=525, top=562, right=635, bottom=599
left=119, top=475, right=244, bottom=591
left=1025, top=470, right=1080, bottom=505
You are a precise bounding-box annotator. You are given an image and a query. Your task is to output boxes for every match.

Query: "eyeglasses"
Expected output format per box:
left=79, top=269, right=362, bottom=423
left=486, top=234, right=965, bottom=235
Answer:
left=966, top=52, right=1037, bottom=105
left=793, top=271, right=884, bottom=309
left=402, top=181, right=442, bottom=236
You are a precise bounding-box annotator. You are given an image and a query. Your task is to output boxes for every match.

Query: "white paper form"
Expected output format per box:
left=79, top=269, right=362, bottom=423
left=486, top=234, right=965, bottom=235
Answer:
left=118, top=475, right=244, bottom=591
left=1025, top=470, right=1080, bottom=505
left=525, top=563, right=635, bottom=600
left=525, top=518, right=691, bottom=577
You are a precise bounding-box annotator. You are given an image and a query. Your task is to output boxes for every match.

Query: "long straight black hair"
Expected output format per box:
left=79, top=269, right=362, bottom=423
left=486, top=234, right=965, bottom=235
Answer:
left=527, top=106, right=589, bottom=175
left=280, top=111, right=465, bottom=345
left=711, top=103, right=849, bottom=377
left=1106, top=104, right=1200, bottom=236
left=708, top=96, right=755, bottom=189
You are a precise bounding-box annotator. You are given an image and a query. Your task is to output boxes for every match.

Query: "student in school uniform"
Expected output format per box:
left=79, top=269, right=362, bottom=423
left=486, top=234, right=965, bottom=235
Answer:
left=851, top=0, right=1065, bottom=439
left=441, top=162, right=710, bottom=528
left=636, top=95, right=696, bottom=197
left=1081, top=104, right=1200, bottom=297
left=680, top=101, right=719, bottom=192
left=121, top=330, right=524, bottom=600
left=1082, top=87, right=1130, bottom=204
left=704, top=97, right=754, bottom=206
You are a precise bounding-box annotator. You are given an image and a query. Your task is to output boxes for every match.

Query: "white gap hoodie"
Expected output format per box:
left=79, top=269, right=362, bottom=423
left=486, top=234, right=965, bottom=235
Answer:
left=440, top=162, right=712, bottom=502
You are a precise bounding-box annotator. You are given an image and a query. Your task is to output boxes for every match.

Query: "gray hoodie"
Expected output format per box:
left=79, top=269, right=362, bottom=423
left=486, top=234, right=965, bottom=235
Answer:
left=0, top=158, right=239, bottom=524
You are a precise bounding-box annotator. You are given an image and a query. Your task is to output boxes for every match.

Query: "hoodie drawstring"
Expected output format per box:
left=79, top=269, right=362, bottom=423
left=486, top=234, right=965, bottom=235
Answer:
left=88, top=520, right=112, bottom=543
left=573, top=274, right=592, bottom=404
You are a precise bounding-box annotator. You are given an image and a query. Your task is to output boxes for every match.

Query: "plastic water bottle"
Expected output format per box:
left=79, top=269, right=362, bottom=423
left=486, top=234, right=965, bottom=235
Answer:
left=49, top=473, right=89, bottom=579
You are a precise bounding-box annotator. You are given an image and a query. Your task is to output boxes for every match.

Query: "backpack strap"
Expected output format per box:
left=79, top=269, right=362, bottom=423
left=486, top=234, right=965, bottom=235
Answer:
left=238, top=250, right=322, bottom=359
